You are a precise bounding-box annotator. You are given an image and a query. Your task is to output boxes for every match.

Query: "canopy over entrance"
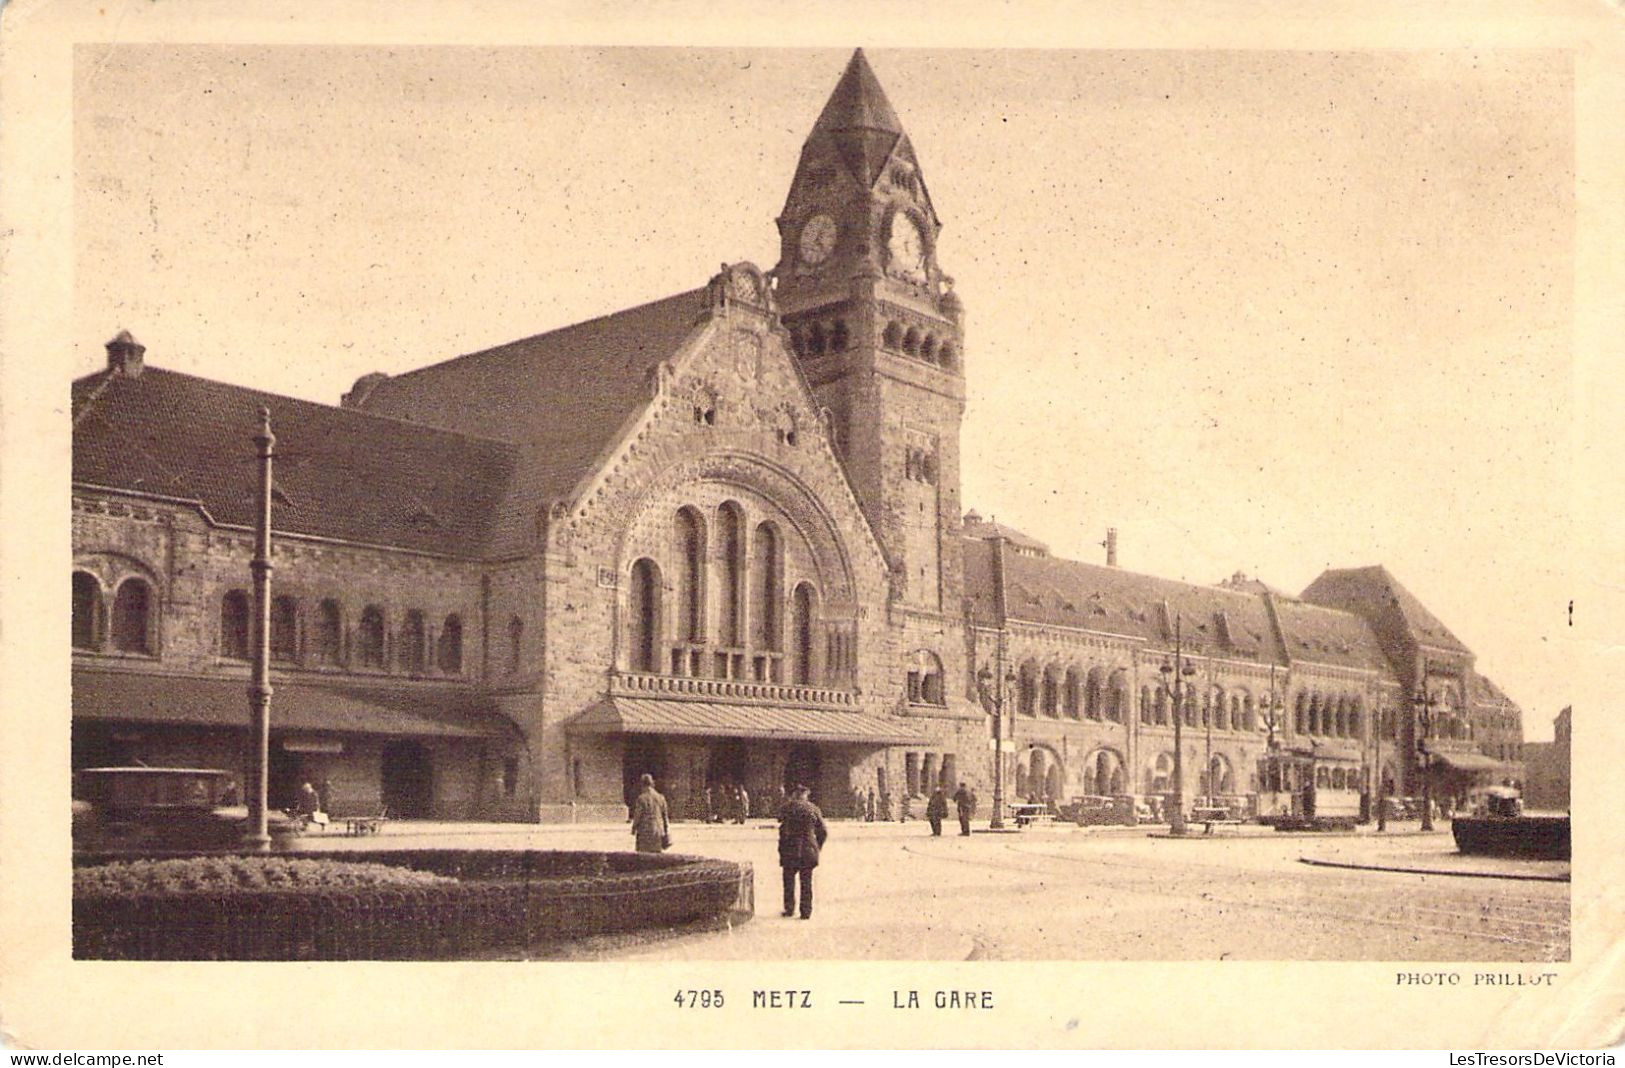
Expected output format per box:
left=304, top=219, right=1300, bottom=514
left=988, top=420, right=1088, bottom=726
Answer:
left=569, top=696, right=923, bottom=745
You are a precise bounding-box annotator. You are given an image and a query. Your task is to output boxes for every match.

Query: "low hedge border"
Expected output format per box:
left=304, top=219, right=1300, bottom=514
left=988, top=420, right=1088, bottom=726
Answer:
left=73, top=849, right=753, bottom=960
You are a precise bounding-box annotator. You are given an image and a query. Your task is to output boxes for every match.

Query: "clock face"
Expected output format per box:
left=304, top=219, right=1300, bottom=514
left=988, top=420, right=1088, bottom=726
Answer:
left=798, top=214, right=837, bottom=266
left=888, top=213, right=926, bottom=278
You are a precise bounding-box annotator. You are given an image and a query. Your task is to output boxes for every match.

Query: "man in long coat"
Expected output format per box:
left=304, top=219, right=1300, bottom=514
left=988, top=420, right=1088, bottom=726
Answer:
left=952, top=782, right=978, bottom=837
left=777, top=784, right=828, bottom=919
left=629, top=773, right=669, bottom=853
left=925, top=784, right=949, bottom=836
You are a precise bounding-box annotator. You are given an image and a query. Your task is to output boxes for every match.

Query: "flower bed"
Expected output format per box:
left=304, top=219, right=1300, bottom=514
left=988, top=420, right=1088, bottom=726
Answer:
left=73, top=849, right=753, bottom=960
left=75, top=856, right=456, bottom=897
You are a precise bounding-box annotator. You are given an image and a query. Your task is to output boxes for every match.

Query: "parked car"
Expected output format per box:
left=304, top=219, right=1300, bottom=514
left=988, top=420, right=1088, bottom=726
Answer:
left=1059, top=795, right=1130, bottom=826
left=72, top=766, right=297, bottom=853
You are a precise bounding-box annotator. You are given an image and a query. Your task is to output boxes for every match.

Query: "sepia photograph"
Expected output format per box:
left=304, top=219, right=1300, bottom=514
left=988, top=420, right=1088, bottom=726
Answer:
left=4, top=0, right=1622, bottom=1052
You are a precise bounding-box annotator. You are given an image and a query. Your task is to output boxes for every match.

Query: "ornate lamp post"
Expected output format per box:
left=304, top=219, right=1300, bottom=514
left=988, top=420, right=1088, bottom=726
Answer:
left=1413, top=680, right=1439, bottom=832
left=244, top=407, right=276, bottom=851
left=976, top=662, right=1018, bottom=830
left=1157, top=615, right=1199, bottom=836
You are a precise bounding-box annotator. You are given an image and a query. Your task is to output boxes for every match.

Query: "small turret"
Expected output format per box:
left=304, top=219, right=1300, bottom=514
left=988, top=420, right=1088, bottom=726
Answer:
left=105, top=330, right=145, bottom=378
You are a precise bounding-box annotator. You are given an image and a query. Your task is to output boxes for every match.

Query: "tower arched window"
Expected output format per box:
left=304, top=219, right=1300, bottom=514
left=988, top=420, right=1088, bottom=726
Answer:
left=507, top=616, right=524, bottom=675
left=882, top=321, right=902, bottom=349
left=907, top=650, right=945, bottom=706
left=790, top=582, right=818, bottom=685
left=627, top=558, right=662, bottom=674
left=750, top=523, right=781, bottom=653
left=400, top=610, right=427, bottom=674
left=674, top=507, right=706, bottom=644
left=920, top=335, right=937, bottom=363
left=315, top=599, right=343, bottom=665
left=112, top=577, right=154, bottom=654
left=718, top=502, right=744, bottom=648
left=73, top=571, right=102, bottom=651
left=437, top=614, right=463, bottom=674
left=937, top=343, right=956, bottom=369
left=902, top=327, right=920, bottom=356
left=220, top=590, right=250, bottom=660
left=807, top=323, right=826, bottom=357
left=270, top=595, right=299, bottom=663
left=357, top=606, right=386, bottom=669
left=829, top=320, right=849, bottom=351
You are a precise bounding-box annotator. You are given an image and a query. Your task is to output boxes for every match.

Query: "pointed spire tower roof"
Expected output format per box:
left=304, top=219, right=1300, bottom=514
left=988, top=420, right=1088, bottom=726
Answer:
left=806, top=49, right=911, bottom=191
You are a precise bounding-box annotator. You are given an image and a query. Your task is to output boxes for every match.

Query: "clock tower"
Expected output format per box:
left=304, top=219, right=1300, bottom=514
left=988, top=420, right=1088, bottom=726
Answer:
left=773, top=49, right=966, bottom=615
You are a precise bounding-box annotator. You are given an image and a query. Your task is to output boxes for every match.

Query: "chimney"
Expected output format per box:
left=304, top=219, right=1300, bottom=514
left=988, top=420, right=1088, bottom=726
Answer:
left=105, top=330, right=145, bottom=378
left=1103, top=527, right=1118, bottom=567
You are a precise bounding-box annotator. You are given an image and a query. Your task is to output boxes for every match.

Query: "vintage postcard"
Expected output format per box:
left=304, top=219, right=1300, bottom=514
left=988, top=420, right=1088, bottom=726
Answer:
left=2, top=0, right=1621, bottom=1051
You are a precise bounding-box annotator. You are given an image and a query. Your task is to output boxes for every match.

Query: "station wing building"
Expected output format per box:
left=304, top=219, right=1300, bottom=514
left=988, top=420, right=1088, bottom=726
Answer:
left=70, top=50, right=1524, bottom=821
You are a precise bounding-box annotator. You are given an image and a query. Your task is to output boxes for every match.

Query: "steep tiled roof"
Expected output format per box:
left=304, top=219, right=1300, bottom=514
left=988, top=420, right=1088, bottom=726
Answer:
left=1269, top=597, right=1391, bottom=671
left=1301, top=565, right=1471, bottom=654
left=354, top=288, right=708, bottom=554
left=73, top=367, right=516, bottom=557
left=988, top=549, right=1286, bottom=661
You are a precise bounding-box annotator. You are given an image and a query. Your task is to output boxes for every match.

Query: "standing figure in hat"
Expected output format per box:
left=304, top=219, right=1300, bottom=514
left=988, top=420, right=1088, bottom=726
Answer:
left=629, top=773, right=670, bottom=854
left=776, top=784, right=828, bottom=920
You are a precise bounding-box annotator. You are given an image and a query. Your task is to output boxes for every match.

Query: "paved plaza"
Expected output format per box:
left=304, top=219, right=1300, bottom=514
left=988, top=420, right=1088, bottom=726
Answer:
left=298, top=818, right=1569, bottom=962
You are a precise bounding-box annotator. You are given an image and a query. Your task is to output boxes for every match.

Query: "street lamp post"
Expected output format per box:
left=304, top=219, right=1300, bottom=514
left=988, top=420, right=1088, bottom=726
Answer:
left=1375, top=704, right=1387, bottom=833
left=1157, top=615, right=1199, bottom=836
left=244, top=407, right=276, bottom=851
left=1413, top=680, right=1439, bottom=833
left=976, top=661, right=1017, bottom=830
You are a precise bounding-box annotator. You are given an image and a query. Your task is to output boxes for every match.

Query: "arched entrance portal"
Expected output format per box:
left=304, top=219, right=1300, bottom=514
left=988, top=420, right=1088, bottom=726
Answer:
left=1083, top=748, right=1126, bottom=796
left=380, top=741, right=433, bottom=818
left=622, top=736, right=668, bottom=810
left=784, top=743, right=821, bottom=801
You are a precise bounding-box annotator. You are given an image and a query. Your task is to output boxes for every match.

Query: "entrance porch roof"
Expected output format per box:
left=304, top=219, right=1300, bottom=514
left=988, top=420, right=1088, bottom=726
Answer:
left=1430, top=750, right=1508, bottom=772
left=569, top=696, right=925, bottom=745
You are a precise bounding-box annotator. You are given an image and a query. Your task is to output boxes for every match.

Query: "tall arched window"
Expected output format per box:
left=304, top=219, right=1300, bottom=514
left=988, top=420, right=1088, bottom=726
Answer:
left=400, top=610, right=427, bottom=673
left=1064, top=668, right=1082, bottom=719
left=112, top=578, right=153, bottom=654
left=220, top=590, right=250, bottom=660
left=507, top=616, right=524, bottom=675
left=628, top=558, right=662, bottom=673
left=1140, top=685, right=1154, bottom=725
left=437, top=614, right=463, bottom=674
left=1107, top=670, right=1128, bottom=722
left=1155, top=687, right=1169, bottom=725
left=357, top=606, right=386, bottom=668
left=73, top=572, right=102, bottom=651
left=1041, top=665, right=1061, bottom=717
left=1084, top=667, right=1104, bottom=720
left=1295, top=693, right=1308, bottom=735
left=791, top=582, right=817, bottom=685
left=1349, top=698, right=1363, bottom=738
left=674, top=508, right=706, bottom=644
left=1017, top=660, right=1038, bottom=717
left=1210, top=687, right=1226, bottom=730
left=1334, top=697, right=1347, bottom=737
left=718, top=502, right=744, bottom=647
left=270, top=595, right=298, bottom=663
left=1242, top=693, right=1256, bottom=732
left=750, top=523, right=781, bottom=652
left=315, top=599, right=343, bottom=665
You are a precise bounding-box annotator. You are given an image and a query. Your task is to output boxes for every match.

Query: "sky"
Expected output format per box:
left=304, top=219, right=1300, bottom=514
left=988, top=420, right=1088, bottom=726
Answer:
left=72, top=46, right=1575, bottom=738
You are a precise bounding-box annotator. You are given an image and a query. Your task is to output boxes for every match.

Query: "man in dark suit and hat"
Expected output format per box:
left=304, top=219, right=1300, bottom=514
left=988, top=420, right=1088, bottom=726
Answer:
left=777, top=783, right=828, bottom=920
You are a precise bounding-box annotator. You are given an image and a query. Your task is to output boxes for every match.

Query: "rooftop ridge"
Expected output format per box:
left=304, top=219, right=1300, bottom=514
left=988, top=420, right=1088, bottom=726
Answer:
left=376, top=286, right=707, bottom=387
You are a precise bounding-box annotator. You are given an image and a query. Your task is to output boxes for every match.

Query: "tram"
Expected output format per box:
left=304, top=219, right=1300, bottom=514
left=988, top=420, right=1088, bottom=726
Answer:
left=1254, top=746, right=1362, bottom=830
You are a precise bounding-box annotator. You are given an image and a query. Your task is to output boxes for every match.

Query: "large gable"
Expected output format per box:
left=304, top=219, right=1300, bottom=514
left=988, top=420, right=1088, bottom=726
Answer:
left=1301, top=565, right=1471, bottom=656
left=73, top=366, right=516, bottom=557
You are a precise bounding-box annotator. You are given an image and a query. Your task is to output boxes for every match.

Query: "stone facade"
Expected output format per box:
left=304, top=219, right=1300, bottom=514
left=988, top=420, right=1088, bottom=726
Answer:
left=70, top=49, right=1525, bottom=824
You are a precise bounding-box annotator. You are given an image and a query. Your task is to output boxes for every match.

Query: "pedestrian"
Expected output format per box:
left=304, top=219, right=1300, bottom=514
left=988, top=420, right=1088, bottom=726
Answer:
left=925, top=784, right=949, bottom=836
left=704, top=783, right=717, bottom=823
left=953, top=781, right=977, bottom=836
left=630, top=773, right=670, bottom=854
left=737, top=783, right=750, bottom=824
left=865, top=786, right=876, bottom=822
left=777, top=783, right=828, bottom=920
left=294, top=781, right=328, bottom=832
